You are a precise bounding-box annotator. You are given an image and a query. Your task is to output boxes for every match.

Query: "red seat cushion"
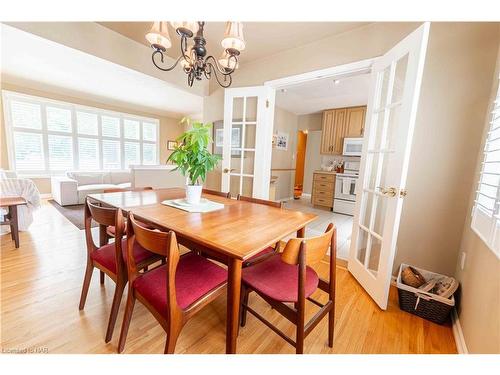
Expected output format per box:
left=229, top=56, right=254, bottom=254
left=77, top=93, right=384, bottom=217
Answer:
left=245, top=246, right=276, bottom=264
left=133, top=253, right=227, bottom=312
left=242, top=254, right=319, bottom=302
left=90, top=238, right=157, bottom=274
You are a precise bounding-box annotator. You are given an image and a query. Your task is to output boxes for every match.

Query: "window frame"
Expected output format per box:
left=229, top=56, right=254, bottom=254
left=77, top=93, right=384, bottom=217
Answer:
left=471, top=76, right=500, bottom=259
left=2, top=90, right=160, bottom=175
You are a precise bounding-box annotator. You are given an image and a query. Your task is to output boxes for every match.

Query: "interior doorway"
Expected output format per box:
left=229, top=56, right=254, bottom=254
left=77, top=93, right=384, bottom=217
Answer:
left=293, top=130, right=307, bottom=199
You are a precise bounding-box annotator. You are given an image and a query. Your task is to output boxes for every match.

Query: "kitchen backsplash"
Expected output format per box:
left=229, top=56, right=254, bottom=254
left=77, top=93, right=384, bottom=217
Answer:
left=321, top=155, right=360, bottom=169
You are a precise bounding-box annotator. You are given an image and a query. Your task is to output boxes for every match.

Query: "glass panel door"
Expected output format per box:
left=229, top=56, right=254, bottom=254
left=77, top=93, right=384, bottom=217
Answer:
left=348, top=23, right=430, bottom=310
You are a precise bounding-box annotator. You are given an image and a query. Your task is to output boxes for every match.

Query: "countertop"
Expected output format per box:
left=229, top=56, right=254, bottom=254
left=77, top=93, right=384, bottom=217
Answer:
left=314, top=170, right=337, bottom=175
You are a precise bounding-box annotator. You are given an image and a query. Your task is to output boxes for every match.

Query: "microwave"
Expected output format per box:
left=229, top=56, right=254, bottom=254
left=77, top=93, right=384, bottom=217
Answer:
left=343, top=137, right=363, bottom=156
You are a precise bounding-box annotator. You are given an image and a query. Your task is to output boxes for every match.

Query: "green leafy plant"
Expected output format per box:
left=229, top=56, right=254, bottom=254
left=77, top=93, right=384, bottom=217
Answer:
left=167, top=118, right=221, bottom=186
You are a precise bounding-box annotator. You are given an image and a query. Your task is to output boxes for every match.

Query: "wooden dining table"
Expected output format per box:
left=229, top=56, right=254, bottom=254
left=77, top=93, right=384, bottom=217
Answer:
left=87, top=187, right=317, bottom=353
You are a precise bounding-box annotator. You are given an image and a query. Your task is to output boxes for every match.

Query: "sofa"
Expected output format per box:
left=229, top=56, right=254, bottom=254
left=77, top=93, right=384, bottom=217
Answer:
left=51, top=170, right=132, bottom=206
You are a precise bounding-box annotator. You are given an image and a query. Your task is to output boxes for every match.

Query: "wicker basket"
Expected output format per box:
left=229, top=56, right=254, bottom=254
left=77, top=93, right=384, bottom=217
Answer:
left=396, top=264, right=455, bottom=324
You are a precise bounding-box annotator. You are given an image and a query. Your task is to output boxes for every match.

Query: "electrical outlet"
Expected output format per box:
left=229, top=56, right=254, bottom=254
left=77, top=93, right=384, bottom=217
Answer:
left=460, top=252, right=467, bottom=270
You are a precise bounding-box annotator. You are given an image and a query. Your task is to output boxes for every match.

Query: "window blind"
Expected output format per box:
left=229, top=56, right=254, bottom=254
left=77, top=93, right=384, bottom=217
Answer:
left=472, top=79, right=500, bottom=258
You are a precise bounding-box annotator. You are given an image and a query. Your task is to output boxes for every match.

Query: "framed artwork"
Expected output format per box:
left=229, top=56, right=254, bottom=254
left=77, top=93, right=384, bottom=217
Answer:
left=274, top=132, right=289, bottom=151
left=167, top=140, right=178, bottom=150
left=212, top=120, right=242, bottom=157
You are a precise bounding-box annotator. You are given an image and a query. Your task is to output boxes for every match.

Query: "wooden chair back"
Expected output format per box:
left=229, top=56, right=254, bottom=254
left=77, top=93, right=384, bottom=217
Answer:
left=84, top=198, right=126, bottom=274
left=236, top=194, right=283, bottom=208
left=202, top=188, right=231, bottom=199
left=103, top=186, right=153, bottom=193
left=127, top=213, right=181, bottom=311
left=281, top=223, right=335, bottom=266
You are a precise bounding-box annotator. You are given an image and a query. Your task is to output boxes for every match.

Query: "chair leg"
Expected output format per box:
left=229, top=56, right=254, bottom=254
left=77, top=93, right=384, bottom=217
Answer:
left=118, top=290, right=136, bottom=353
left=240, top=286, right=250, bottom=327
left=164, top=320, right=183, bottom=354
left=79, top=261, right=94, bottom=310
left=328, top=301, right=335, bottom=348
left=105, top=278, right=126, bottom=343
left=100, top=271, right=105, bottom=285
left=296, top=300, right=305, bottom=354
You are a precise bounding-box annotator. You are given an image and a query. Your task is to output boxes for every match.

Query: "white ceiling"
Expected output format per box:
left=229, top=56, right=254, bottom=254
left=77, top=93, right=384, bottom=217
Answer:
left=0, top=24, right=203, bottom=118
left=98, top=22, right=370, bottom=66
left=275, top=73, right=370, bottom=115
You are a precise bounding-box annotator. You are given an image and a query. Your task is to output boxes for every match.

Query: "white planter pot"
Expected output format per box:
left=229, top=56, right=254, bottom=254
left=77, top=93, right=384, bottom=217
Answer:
left=185, top=184, right=203, bottom=205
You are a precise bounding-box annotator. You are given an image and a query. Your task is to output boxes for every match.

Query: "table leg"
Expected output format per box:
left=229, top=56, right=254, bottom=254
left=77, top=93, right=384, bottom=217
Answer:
left=9, top=205, right=20, bottom=248
left=226, top=257, right=242, bottom=354
left=297, top=226, right=306, bottom=238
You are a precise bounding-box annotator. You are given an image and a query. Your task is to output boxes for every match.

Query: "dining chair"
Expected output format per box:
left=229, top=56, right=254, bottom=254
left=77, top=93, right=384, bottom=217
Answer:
left=103, top=186, right=153, bottom=239
left=117, top=213, right=228, bottom=354
left=78, top=198, right=163, bottom=343
left=202, top=188, right=231, bottom=199
left=237, top=194, right=284, bottom=267
left=239, top=223, right=337, bottom=354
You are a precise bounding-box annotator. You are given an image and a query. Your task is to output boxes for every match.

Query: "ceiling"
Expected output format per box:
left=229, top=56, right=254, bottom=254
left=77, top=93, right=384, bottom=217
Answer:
left=98, top=22, right=370, bottom=65
left=1, top=24, right=203, bottom=118
left=275, top=73, right=370, bottom=115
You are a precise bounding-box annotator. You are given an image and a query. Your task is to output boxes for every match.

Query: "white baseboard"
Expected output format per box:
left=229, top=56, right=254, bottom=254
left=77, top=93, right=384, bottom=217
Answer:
left=301, top=193, right=312, bottom=198
left=451, top=308, right=469, bottom=354
left=40, top=193, right=52, bottom=199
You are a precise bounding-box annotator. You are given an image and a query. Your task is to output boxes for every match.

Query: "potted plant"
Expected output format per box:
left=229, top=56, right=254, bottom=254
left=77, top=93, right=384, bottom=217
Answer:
left=167, top=118, right=221, bottom=205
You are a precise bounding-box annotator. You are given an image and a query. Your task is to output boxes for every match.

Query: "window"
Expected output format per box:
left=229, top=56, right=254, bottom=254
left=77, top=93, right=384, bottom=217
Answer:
left=2, top=91, right=160, bottom=174
left=472, top=78, right=500, bottom=258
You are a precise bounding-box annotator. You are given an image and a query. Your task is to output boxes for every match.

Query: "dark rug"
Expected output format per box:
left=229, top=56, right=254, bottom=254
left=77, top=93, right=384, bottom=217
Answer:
left=48, top=199, right=97, bottom=230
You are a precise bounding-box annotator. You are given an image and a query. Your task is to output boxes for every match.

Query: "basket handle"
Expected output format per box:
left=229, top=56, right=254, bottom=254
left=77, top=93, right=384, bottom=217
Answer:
left=413, top=292, right=431, bottom=310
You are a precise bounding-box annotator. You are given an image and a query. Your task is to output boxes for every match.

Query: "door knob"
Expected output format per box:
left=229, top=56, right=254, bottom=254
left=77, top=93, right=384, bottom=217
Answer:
left=223, top=168, right=235, bottom=173
left=377, top=186, right=397, bottom=197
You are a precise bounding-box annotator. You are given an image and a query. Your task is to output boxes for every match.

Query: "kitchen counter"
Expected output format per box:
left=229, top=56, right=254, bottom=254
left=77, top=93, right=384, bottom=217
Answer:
left=314, top=170, right=337, bottom=175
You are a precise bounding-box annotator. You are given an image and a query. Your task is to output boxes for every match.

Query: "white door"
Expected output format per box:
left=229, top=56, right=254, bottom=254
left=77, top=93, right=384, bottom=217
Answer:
left=348, top=23, right=430, bottom=309
left=221, top=86, right=275, bottom=199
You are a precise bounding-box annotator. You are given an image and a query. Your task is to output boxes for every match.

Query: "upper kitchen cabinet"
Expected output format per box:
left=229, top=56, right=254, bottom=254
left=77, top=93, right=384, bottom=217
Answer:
left=345, top=106, right=366, bottom=137
left=320, top=105, right=366, bottom=155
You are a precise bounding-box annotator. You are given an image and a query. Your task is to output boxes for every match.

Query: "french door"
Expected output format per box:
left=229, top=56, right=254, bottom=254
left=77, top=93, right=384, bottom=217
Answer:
left=348, top=23, right=430, bottom=309
left=221, top=86, right=275, bottom=199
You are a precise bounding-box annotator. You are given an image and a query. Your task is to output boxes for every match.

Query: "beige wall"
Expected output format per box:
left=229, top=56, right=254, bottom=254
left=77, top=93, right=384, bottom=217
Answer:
left=298, top=112, right=322, bottom=131
left=203, top=22, right=500, bottom=280
left=454, top=44, right=500, bottom=354
left=0, top=83, right=184, bottom=194
left=272, top=106, right=298, bottom=200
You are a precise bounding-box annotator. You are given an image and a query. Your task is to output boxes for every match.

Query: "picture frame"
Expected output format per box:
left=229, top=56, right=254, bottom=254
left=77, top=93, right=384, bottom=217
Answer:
left=274, top=132, right=289, bottom=151
left=167, top=140, right=178, bottom=150
left=212, top=120, right=242, bottom=157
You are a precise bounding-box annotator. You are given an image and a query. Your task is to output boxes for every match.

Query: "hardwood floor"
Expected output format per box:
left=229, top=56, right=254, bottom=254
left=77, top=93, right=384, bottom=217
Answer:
left=0, top=200, right=457, bottom=354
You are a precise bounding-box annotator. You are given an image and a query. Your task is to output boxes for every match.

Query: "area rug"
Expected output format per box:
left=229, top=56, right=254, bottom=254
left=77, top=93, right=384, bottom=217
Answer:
left=47, top=200, right=97, bottom=230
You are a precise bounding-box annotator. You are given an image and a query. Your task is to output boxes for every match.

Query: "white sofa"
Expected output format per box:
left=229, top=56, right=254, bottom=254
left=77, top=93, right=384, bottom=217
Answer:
left=51, top=170, right=132, bottom=206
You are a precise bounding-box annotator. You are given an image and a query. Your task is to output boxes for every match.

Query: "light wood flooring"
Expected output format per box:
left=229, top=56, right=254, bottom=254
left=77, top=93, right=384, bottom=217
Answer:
left=0, top=200, right=457, bottom=354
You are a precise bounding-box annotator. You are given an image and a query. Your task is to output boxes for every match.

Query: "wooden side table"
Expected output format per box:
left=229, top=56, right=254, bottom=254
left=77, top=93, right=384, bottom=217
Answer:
left=0, top=196, right=27, bottom=248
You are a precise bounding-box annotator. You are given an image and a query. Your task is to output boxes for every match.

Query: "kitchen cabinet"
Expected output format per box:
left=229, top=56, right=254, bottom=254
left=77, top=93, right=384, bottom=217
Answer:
left=311, top=172, right=335, bottom=209
left=320, top=105, right=366, bottom=155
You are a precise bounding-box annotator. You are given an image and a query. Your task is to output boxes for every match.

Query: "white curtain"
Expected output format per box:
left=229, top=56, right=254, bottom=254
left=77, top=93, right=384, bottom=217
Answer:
left=0, top=178, right=41, bottom=231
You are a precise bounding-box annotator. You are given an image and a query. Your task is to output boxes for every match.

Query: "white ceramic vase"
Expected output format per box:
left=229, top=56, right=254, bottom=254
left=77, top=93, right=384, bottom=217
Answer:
left=185, top=184, right=203, bottom=205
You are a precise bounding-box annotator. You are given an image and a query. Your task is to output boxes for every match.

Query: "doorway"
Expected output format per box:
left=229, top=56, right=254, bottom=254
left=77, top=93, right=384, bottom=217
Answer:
left=293, top=130, right=307, bottom=199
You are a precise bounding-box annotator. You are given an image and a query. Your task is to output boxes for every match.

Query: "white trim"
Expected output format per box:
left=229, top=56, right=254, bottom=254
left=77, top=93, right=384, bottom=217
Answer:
left=264, top=58, right=376, bottom=89
left=40, top=193, right=52, bottom=199
left=451, top=308, right=469, bottom=354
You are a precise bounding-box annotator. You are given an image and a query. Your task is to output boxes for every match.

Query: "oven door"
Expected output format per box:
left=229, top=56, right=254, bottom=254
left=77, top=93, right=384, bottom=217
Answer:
left=335, top=176, right=357, bottom=201
left=343, top=137, right=363, bottom=156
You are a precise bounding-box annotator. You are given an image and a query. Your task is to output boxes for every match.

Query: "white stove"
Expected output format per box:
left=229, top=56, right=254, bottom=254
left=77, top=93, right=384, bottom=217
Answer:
left=333, top=161, right=360, bottom=216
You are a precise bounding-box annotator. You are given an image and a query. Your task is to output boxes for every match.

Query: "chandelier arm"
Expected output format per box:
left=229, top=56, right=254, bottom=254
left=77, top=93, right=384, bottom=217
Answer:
left=152, top=50, right=183, bottom=72
left=180, top=34, right=192, bottom=63
left=206, top=62, right=233, bottom=88
left=205, top=55, right=237, bottom=76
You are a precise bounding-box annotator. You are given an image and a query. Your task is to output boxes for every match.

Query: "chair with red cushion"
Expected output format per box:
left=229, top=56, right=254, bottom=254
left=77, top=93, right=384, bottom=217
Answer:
left=117, top=213, right=228, bottom=354
left=78, top=198, right=163, bottom=343
left=240, top=224, right=337, bottom=354
left=237, top=194, right=284, bottom=267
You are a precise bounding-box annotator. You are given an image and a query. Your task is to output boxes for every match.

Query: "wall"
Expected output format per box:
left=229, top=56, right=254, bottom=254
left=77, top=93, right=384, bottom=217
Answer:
left=203, top=22, right=500, bottom=279
left=453, top=43, right=500, bottom=354
left=272, top=106, right=298, bottom=200
left=298, top=112, right=322, bottom=131
left=0, top=82, right=184, bottom=194
left=303, top=130, right=322, bottom=195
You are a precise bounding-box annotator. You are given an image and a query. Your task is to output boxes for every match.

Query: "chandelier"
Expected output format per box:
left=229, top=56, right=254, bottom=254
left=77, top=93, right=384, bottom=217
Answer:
left=145, top=21, right=245, bottom=88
